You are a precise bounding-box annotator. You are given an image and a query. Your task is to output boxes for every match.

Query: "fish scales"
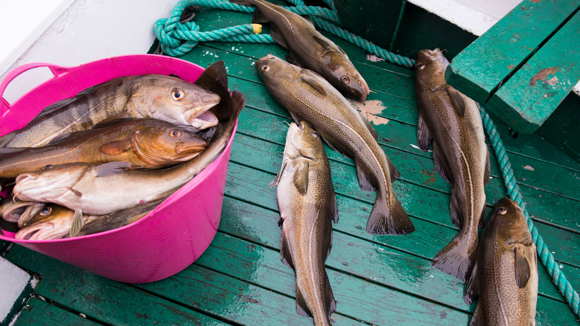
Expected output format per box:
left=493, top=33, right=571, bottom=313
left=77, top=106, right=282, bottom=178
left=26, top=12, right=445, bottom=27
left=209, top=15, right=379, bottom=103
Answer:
left=257, top=55, right=413, bottom=235
left=415, top=48, right=491, bottom=283
left=274, top=121, right=336, bottom=325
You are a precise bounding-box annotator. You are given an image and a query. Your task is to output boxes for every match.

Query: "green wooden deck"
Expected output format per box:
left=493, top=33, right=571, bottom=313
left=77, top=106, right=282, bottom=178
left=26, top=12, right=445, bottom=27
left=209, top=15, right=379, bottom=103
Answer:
left=3, top=8, right=580, bottom=326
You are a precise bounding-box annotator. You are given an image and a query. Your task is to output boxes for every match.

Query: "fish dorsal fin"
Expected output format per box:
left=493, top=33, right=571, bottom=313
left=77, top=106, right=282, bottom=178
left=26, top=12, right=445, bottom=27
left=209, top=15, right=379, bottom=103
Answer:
left=99, top=140, right=132, bottom=156
left=280, top=228, right=294, bottom=269
left=432, top=140, right=453, bottom=186
left=69, top=209, right=84, bottom=238
left=35, top=97, right=78, bottom=119
left=251, top=7, right=270, bottom=24
left=295, top=285, right=313, bottom=317
left=269, top=24, right=288, bottom=50
left=293, top=160, right=309, bottom=195
left=449, top=188, right=463, bottom=229
left=514, top=245, right=531, bottom=288
left=446, top=87, right=466, bottom=117
left=357, top=111, right=379, bottom=141
left=417, top=110, right=433, bottom=152
left=300, top=72, right=326, bottom=96
left=313, top=35, right=334, bottom=52
left=355, top=157, right=376, bottom=192
left=464, top=255, right=480, bottom=304
left=483, top=150, right=491, bottom=186
left=269, top=160, right=287, bottom=188
left=93, top=161, right=132, bottom=177
left=92, top=117, right=135, bottom=130
left=301, top=15, right=313, bottom=26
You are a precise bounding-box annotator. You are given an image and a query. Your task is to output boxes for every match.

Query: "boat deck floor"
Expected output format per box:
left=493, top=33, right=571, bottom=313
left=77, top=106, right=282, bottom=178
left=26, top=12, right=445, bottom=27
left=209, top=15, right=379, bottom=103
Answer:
left=3, top=8, right=580, bottom=326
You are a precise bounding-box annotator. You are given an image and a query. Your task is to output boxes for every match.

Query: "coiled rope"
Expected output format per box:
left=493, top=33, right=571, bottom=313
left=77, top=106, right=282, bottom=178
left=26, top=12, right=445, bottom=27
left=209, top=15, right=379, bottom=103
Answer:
left=155, top=0, right=579, bottom=316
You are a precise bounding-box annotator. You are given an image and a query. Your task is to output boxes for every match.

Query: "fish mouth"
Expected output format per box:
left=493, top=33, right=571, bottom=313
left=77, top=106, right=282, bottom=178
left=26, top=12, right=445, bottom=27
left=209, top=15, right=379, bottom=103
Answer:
left=175, top=142, right=208, bottom=154
left=188, top=110, right=219, bottom=130
left=16, top=222, right=58, bottom=241
left=2, top=202, right=33, bottom=222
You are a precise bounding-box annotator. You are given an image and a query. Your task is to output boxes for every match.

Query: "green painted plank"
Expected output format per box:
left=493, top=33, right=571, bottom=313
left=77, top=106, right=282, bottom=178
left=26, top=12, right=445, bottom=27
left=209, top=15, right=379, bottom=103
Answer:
left=488, top=10, right=580, bottom=133
left=192, top=232, right=471, bottom=325
left=235, top=106, right=580, bottom=237
left=5, top=245, right=229, bottom=326
left=16, top=298, right=99, bottom=326
left=446, top=0, right=580, bottom=103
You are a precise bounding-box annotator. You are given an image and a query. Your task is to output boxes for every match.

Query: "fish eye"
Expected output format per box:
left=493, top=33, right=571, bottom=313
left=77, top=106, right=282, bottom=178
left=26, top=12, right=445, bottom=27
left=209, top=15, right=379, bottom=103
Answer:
left=170, top=130, right=182, bottom=138
left=497, top=207, right=507, bottom=215
left=417, top=63, right=425, bottom=70
left=341, top=76, right=349, bottom=84
left=172, top=88, right=184, bottom=101
left=43, top=164, right=54, bottom=170
left=312, top=131, right=319, bottom=137
left=40, top=207, right=52, bottom=216
left=262, top=65, right=270, bottom=72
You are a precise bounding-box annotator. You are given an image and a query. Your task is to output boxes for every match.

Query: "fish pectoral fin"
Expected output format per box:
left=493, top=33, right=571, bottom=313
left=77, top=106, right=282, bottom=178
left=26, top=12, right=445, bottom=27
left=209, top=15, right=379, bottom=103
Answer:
left=280, top=229, right=294, bottom=269
left=446, top=87, right=466, bottom=117
left=299, top=73, right=327, bottom=96
left=93, top=161, right=132, bottom=177
left=417, top=110, right=433, bottom=152
left=313, top=35, right=335, bottom=53
left=357, top=110, right=379, bottom=141
left=464, top=255, right=480, bottom=305
left=300, top=15, right=314, bottom=26
left=99, top=140, right=132, bottom=156
left=251, top=7, right=270, bottom=24
left=292, top=160, right=309, bottom=195
left=69, top=209, right=84, bottom=238
left=483, top=149, right=491, bottom=186
left=514, top=245, right=531, bottom=288
left=295, top=285, right=313, bottom=317
left=284, top=54, right=300, bottom=66
left=66, top=187, right=83, bottom=197
left=270, top=160, right=287, bottom=188
left=355, top=158, right=376, bottom=192
left=432, top=140, right=453, bottom=186
left=269, top=24, right=289, bottom=50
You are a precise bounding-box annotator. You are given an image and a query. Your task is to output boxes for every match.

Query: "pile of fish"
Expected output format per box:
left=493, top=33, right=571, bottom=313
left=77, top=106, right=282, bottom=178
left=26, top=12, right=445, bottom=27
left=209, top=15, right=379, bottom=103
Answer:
left=0, top=60, right=245, bottom=240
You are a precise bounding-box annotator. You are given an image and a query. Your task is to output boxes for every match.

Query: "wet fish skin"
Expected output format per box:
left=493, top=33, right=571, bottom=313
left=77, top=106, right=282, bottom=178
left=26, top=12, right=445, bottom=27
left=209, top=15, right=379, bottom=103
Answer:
left=14, top=204, right=93, bottom=240
left=272, top=121, right=337, bottom=325
left=13, top=90, right=245, bottom=217
left=0, top=119, right=209, bottom=178
left=256, top=55, right=413, bottom=235
left=231, top=0, right=369, bottom=101
left=465, top=198, right=538, bottom=326
left=0, top=74, right=220, bottom=148
left=415, top=48, right=490, bottom=282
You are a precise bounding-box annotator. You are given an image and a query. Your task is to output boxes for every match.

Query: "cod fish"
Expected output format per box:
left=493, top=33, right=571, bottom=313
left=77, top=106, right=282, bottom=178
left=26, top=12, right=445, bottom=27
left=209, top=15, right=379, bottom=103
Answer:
left=415, top=48, right=490, bottom=282
left=271, top=121, right=337, bottom=325
left=0, top=73, right=221, bottom=148
left=13, top=90, right=245, bottom=237
left=0, top=118, right=209, bottom=178
left=464, top=198, right=538, bottom=326
left=231, top=0, right=369, bottom=101
left=257, top=55, right=413, bottom=235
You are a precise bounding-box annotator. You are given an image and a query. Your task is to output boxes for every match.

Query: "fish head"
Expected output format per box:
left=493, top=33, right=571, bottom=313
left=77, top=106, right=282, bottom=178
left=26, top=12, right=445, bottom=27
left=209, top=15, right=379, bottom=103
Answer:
left=256, top=55, right=300, bottom=86
left=285, top=121, right=324, bottom=161
left=15, top=204, right=75, bottom=240
left=13, top=164, right=89, bottom=202
left=488, top=197, right=530, bottom=243
left=415, top=49, right=449, bottom=90
left=133, top=121, right=209, bottom=164
left=324, top=51, right=369, bottom=101
left=129, top=75, right=220, bottom=130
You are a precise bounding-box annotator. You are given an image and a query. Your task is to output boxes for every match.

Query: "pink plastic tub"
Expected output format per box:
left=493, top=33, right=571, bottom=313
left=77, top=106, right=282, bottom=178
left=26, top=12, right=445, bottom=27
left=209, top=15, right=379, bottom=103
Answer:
left=0, top=55, right=236, bottom=283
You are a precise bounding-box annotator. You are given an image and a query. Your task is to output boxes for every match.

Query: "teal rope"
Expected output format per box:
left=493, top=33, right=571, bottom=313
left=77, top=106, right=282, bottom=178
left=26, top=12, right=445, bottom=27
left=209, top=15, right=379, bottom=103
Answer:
left=479, top=105, right=580, bottom=316
left=154, top=0, right=580, bottom=317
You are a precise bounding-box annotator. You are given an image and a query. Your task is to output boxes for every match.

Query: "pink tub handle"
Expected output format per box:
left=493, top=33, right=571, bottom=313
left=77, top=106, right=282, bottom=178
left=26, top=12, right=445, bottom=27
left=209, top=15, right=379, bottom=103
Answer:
left=0, top=63, right=69, bottom=116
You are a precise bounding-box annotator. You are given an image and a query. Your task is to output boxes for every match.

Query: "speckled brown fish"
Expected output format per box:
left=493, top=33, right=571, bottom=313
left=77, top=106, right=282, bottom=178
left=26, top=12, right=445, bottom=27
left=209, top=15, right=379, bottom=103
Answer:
left=257, top=55, right=413, bottom=235
left=271, top=121, right=337, bottom=325
left=0, top=118, right=208, bottom=178
left=415, top=48, right=490, bottom=282
left=0, top=73, right=221, bottom=148
left=231, top=0, right=369, bottom=101
left=464, top=198, right=538, bottom=326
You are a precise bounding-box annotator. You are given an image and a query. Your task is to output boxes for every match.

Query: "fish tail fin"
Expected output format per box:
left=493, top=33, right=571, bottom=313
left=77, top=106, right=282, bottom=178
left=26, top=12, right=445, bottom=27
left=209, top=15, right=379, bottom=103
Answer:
left=194, top=61, right=232, bottom=120
left=432, top=226, right=478, bottom=282
left=366, top=192, right=415, bottom=235
left=295, top=272, right=336, bottom=324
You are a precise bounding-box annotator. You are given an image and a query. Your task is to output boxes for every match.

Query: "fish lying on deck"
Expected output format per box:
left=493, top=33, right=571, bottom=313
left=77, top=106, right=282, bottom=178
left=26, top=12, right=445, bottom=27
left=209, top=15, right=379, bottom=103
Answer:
left=415, top=48, right=490, bottom=282
left=271, top=121, right=337, bottom=325
left=231, top=0, right=369, bottom=101
left=0, top=74, right=221, bottom=148
left=13, top=90, right=245, bottom=237
left=257, top=55, right=413, bottom=235
left=0, top=118, right=209, bottom=178
left=464, top=198, right=538, bottom=326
